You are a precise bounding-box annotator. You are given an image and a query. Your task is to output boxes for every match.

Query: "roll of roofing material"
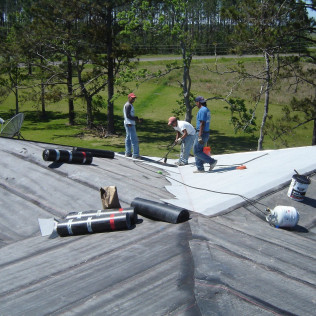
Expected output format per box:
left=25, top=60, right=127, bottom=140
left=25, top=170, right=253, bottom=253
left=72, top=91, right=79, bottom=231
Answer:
left=56, top=213, right=131, bottom=237
left=131, top=197, right=190, bottom=224
left=73, top=146, right=115, bottom=159
left=64, top=208, right=138, bottom=225
left=42, top=149, right=93, bottom=164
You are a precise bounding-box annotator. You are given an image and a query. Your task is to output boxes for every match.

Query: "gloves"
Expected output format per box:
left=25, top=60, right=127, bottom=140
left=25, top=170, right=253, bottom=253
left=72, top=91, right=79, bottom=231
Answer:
left=175, top=138, right=182, bottom=145
left=198, top=137, right=204, bottom=145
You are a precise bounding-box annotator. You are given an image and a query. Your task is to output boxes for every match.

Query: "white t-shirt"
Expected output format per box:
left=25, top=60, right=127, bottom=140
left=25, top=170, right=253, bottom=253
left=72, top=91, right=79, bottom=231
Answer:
left=123, top=102, right=136, bottom=125
left=174, top=120, right=196, bottom=136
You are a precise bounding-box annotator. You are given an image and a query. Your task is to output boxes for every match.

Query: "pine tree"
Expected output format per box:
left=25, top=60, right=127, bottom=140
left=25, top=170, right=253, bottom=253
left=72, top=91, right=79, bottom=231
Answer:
left=222, top=0, right=312, bottom=150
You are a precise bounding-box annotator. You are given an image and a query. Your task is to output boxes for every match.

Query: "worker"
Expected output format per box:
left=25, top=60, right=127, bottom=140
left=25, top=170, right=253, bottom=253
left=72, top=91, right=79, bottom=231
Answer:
left=193, top=96, right=217, bottom=173
left=123, top=92, right=142, bottom=159
left=168, top=117, right=196, bottom=166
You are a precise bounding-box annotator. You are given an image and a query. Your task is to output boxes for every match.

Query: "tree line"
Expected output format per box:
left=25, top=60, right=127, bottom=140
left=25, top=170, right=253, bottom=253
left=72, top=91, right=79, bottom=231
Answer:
left=0, top=0, right=315, bottom=149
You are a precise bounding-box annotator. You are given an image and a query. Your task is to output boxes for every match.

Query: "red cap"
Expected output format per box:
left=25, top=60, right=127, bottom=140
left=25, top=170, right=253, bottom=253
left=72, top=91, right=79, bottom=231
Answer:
left=168, top=117, right=177, bottom=125
left=128, top=93, right=137, bottom=98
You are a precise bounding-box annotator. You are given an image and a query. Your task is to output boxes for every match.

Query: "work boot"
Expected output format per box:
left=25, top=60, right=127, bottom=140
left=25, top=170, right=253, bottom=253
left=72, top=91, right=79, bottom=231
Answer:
left=193, top=169, right=205, bottom=173
left=175, top=161, right=186, bottom=166
left=209, top=160, right=218, bottom=171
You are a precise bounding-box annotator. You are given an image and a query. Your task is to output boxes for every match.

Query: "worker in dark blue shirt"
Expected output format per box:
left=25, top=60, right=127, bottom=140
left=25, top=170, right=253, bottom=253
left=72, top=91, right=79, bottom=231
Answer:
left=193, top=96, right=217, bottom=173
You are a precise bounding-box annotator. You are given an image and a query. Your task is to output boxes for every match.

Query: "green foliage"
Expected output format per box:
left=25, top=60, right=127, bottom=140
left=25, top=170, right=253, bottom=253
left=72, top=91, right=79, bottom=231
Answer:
left=266, top=95, right=316, bottom=146
left=225, top=98, right=257, bottom=133
left=0, top=84, right=9, bottom=103
left=172, top=91, right=195, bottom=118
left=1, top=0, right=315, bottom=149
left=0, top=57, right=314, bottom=155
left=222, top=0, right=311, bottom=55
left=91, top=95, right=106, bottom=109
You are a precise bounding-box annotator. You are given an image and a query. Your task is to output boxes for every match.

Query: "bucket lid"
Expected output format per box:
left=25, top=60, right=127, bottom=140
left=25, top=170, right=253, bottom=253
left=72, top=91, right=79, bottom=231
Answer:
left=292, top=174, right=311, bottom=184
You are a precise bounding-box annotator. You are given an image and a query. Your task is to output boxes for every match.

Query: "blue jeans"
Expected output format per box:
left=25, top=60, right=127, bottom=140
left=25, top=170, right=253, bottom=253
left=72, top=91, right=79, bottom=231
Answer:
left=193, top=132, right=216, bottom=170
left=179, top=134, right=195, bottom=164
left=124, top=124, right=139, bottom=157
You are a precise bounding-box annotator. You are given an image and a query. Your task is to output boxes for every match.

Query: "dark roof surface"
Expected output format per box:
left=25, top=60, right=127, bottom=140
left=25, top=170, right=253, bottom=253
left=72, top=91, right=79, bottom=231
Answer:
left=0, top=137, right=315, bottom=315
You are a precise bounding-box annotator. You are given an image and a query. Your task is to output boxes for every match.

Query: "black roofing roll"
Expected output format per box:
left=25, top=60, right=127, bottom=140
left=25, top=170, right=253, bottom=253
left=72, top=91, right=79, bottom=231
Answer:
left=42, top=149, right=93, bottom=164
left=73, top=146, right=115, bottom=159
left=64, top=208, right=138, bottom=225
left=131, top=197, right=190, bottom=224
left=56, top=213, right=131, bottom=237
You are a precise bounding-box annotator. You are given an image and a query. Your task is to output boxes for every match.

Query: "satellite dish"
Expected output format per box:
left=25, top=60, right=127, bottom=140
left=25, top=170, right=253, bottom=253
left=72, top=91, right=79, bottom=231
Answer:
left=0, top=113, right=25, bottom=139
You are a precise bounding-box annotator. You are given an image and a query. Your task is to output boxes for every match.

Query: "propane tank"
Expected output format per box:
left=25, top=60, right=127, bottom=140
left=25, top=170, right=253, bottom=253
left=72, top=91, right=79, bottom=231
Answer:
left=266, top=206, right=299, bottom=228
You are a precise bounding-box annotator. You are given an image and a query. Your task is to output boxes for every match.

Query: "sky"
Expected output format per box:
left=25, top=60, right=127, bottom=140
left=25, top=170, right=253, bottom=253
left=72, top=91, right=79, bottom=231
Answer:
left=306, top=1, right=316, bottom=18
left=308, top=9, right=316, bottom=19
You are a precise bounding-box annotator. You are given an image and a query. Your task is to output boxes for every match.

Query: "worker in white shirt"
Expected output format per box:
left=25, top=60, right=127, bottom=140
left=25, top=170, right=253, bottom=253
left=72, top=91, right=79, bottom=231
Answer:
left=168, top=117, right=196, bottom=166
left=123, top=93, right=142, bottom=159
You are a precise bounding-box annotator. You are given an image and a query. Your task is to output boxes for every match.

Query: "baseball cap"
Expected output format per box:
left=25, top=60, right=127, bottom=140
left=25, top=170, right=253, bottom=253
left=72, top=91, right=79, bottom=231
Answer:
left=128, top=93, right=137, bottom=98
left=195, top=96, right=206, bottom=103
left=168, top=117, right=177, bottom=125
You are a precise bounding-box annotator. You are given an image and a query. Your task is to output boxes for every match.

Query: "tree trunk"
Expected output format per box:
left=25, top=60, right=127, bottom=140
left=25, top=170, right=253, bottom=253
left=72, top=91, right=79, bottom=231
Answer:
left=106, top=4, right=115, bottom=135
left=41, top=81, right=46, bottom=119
left=312, top=118, right=316, bottom=145
left=107, top=79, right=115, bottom=134
left=86, top=96, right=93, bottom=129
left=77, top=66, right=93, bottom=128
left=312, top=98, right=316, bottom=145
left=40, top=54, right=46, bottom=119
left=15, top=85, right=19, bottom=114
left=67, top=54, right=75, bottom=125
left=258, top=52, right=271, bottom=151
left=181, top=41, right=192, bottom=123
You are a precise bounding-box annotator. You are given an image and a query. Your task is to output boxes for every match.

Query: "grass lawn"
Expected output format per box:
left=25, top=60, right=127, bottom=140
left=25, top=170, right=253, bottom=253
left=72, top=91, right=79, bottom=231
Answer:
left=0, top=56, right=314, bottom=159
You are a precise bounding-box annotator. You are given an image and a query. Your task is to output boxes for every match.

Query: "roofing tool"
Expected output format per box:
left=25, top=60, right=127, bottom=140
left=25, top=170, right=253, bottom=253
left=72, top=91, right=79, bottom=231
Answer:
left=215, top=163, right=247, bottom=170
left=163, top=142, right=177, bottom=164
left=236, top=165, right=247, bottom=170
left=218, top=153, right=269, bottom=170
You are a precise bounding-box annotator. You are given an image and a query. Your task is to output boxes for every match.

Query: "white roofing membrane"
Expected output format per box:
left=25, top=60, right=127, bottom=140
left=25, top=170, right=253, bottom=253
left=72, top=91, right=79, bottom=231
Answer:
left=142, top=146, right=316, bottom=216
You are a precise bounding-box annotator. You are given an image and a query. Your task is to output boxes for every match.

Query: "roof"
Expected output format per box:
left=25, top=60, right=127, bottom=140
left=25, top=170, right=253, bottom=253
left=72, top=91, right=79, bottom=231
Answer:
left=0, top=137, right=315, bottom=315
left=159, top=146, right=316, bottom=216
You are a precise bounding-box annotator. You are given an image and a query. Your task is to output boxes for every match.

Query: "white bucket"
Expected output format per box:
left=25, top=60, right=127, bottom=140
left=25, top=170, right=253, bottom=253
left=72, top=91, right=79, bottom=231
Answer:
left=287, top=174, right=310, bottom=201
left=266, top=206, right=299, bottom=228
